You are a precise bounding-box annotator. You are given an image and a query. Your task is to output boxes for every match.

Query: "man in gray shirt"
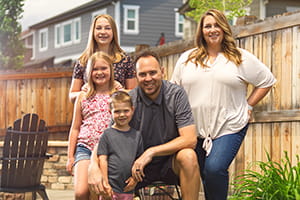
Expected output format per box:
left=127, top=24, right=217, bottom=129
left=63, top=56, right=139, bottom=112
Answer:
left=89, top=51, right=200, bottom=200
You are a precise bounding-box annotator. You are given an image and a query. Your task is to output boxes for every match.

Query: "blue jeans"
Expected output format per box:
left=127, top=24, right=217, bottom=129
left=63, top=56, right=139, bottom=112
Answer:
left=74, top=144, right=91, bottom=164
left=195, top=124, right=248, bottom=200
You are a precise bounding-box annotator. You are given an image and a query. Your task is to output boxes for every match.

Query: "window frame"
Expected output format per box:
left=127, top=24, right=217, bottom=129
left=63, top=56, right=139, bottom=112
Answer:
left=73, top=17, right=81, bottom=44
left=123, top=5, right=140, bottom=35
left=54, top=24, right=61, bottom=48
left=175, top=12, right=184, bottom=37
left=39, top=28, right=48, bottom=52
left=61, top=19, right=73, bottom=46
left=54, top=17, right=82, bottom=48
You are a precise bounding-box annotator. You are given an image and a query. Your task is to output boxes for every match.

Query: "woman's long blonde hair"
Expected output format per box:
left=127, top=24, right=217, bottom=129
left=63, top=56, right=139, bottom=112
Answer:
left=78, top=14, right=125, bottom=67
left=186, top=9, right=242, bottom=67
left=85, top=52, right=115, bottom=98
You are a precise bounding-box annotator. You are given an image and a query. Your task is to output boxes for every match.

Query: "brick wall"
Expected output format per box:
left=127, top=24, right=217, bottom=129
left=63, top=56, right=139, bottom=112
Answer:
left=41, top=141, right=74, bottom=190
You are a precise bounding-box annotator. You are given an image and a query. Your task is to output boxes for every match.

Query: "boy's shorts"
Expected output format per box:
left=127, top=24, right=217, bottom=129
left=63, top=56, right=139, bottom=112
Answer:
left=74, top=144, right=92, bottom=165
left=99, top=192, right=133, bottom=200
left=135, top=155, right=179, bottom=190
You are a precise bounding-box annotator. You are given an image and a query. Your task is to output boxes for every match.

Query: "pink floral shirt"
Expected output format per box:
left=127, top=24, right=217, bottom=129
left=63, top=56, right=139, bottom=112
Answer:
left=77, top=94, right=111, bottom=150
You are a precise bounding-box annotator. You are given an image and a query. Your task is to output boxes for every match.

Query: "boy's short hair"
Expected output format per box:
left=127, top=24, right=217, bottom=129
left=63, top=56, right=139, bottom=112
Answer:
left=110, top=91, right=133, bottom=109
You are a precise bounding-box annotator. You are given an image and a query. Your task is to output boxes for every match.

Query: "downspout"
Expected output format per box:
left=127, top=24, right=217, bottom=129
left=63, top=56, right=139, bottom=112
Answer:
left=112, top=1, right=121, bottom=45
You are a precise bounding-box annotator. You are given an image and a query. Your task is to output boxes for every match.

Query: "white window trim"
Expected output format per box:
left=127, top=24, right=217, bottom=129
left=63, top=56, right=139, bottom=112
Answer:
left=123, top=5, right=140, bottom=35
left=61, top=19, right=73, bottom=46
left=113, top=1, right=121, bottom=44
left=54, top=17, right=82, bottom=48
left=54, top=24, right=61, bottom=48
left=175, top=12, right=184, bottom=37
left=73, top=17, right=81, bottom=44
left=39, top=28, right=48, bottom=52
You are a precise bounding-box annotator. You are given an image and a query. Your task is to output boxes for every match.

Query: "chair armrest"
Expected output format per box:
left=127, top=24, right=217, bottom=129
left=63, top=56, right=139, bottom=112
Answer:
left=46, top=153, right=53, bottom=159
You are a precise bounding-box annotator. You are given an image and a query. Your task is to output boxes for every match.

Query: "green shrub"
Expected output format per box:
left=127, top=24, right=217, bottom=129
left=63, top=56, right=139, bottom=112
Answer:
left=229, top=151, right=300, bottom=200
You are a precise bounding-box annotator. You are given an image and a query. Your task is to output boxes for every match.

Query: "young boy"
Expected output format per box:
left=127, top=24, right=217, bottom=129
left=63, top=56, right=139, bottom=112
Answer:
left=97, top=91, right=144, bottom=200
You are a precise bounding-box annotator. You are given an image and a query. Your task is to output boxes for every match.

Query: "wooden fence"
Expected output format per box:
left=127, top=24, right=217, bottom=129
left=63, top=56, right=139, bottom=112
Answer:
left=0, top=10, right=299, bottom=185
left=0, top=68, right=74, bottom=140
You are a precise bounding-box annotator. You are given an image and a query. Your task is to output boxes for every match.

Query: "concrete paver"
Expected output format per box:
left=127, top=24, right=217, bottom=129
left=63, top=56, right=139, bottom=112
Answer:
left=46, top=189, right=74, bottom=200
left=28, top=189, right=74, bottom=200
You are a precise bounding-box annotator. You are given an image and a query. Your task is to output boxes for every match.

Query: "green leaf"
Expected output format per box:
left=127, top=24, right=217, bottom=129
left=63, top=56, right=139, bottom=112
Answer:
left=0, top=0, right=25, bottom=69
left=229, top=151, right=300, bottom=199
left=186, top=0, right=253, bottom=22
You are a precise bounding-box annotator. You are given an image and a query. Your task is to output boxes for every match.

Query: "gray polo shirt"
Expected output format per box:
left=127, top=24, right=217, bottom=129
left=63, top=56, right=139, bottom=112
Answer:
left=129, top=80, right=194, bottom=164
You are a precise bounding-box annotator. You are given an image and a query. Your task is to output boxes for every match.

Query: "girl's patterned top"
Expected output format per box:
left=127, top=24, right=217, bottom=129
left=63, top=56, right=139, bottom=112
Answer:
left=72, top=54, right=135, bottom=87
left=77, top=93, right=111, bottom=150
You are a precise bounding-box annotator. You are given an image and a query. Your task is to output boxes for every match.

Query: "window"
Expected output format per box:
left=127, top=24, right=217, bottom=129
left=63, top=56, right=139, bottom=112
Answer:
left=39, top=28, right=48, bottom=51
left=54, top=25, right=61, bottom=48
left=175, top=13, right=184, bottom=37
left=74, top=18, right=81, bottom=43
left=54, top=18, right=81, bottom=48
left=62, top=20, right=72, bottom=45
left=123, top=5, right=139, bottom=34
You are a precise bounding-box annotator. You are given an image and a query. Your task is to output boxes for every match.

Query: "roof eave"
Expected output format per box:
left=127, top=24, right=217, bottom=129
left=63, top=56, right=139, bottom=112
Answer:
left=29, top=0, right=116, bottom=29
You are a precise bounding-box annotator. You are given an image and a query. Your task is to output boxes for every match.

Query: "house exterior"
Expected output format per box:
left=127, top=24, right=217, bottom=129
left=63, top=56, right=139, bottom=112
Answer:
left=23, top=0, right=184, bottom=66
left=249, top=0, right=300, bottom=20
left=179, top=0, right=300, bottom=40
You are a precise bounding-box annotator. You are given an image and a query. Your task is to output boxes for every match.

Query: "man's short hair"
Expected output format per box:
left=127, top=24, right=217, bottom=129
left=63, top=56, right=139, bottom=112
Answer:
left=134, top=50, right=161, bottom=66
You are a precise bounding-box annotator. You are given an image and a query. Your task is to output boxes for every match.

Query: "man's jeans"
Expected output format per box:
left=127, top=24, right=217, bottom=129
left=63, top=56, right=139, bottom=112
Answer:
left=195, top=124, right=248, bottom=200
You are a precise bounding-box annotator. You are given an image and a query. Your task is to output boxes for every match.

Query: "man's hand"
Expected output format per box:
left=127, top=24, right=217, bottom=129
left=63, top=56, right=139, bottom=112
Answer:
left=131, top=148, right=154, bottom=182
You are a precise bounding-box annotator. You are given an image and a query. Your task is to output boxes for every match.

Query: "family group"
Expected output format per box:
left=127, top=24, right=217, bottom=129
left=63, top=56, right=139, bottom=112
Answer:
left=66, top=9, right=276, bottom=200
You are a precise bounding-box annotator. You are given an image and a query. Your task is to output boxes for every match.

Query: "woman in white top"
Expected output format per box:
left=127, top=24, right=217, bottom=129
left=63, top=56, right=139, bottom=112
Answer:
left=171, top=9, right=276, bottom=200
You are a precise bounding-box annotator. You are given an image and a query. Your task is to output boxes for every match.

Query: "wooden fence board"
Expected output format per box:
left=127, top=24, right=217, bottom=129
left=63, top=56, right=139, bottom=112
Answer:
left=272, top=123, right=281, bottom=163
left=272, top=30, right=282, bottom=110
left=281, top=28, right=292, bottom=110
left=36, top=79, right=46, bottom=121
left=262, top=123, right=272, bottom=163
left=291, top=122, right=300, bottom=166
left=0, top=81, right=7, bottom=129
left=292, top=26, right=300, bottom=108
left=244, top=125, right=253, bottom=170
left=6, top=80, right=17, bottom=126
left=280, top=122, right=292, bottom=160
left=234, top=139, right=245, bottom=175
left=255, top=124, right=263, bottom=171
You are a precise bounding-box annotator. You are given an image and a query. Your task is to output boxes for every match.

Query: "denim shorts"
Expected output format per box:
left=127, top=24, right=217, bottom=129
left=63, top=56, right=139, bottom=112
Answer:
left=74, top=144, right=92, bottom=164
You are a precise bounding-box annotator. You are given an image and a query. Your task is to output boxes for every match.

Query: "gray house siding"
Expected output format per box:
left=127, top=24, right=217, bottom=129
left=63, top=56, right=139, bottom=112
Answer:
left=28, top=0, right=183, bottom=64
left=120, top=0, right=182, bottom=48
left=266, top=0, right=300, bottom=17
left=32, top=4, right=116, bottom=63
left=249, top=0, right=260, bottom=18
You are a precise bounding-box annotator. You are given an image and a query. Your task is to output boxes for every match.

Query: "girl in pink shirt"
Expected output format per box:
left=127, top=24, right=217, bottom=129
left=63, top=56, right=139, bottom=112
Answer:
left=67, top=52, right=121, bottom=200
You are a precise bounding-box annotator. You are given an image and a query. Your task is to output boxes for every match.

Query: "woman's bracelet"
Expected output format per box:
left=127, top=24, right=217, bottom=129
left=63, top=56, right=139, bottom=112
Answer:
left=248, top=104, right=253, bottom=111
